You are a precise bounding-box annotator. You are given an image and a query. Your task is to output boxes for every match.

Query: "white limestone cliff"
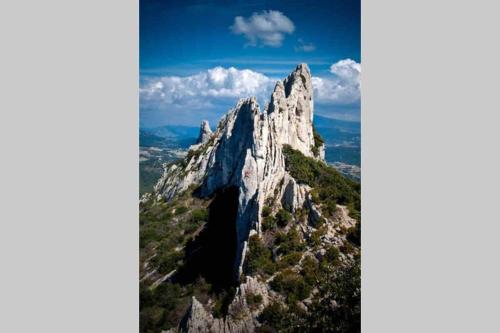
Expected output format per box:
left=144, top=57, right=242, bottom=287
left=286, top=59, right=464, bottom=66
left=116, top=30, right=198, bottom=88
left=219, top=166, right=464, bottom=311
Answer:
left=153, top=63, right=324, bottom=277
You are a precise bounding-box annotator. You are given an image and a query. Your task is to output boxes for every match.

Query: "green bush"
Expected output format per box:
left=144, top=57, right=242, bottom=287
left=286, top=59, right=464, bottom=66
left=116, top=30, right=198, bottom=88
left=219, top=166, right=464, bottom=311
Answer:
left=323, top=200, right=337, bottom=217
left=305, top=259, right=361, bottom=332
left=301, top=256, right=320, bottom=286
left=140, top=306, right=165, bottom=332
left=313, top=126, right=324, bottom=148
left=323, top=246, right=340, bottom=266
left=258, top=302, right=288, bottom=331
left=340, top=241, right=355, bottom=255
left=311, top=127, right=324, bottom=157
left=347, top=221, right=361, bottom=246
left=244, top=235, right=276, bottom=276
left=275, top=228, right=305, bottom=255
left=190, top=208, right=209, bottom=223
left=277, top=252, right=302, bottom=270
left=262, top=215, right=277, bottom=231
left=157, top=250, right=183, bottom=273
left=174, top=205, right=189, bottom=215
left=261, top=206, right=272, bottom=217
left=270, top=269, right=311, bottom=302
left=275, top=209, right=292, bottom=227
left=140, top=282, right=187, bottom=332
left=255, top=325, right=277, bottom=333
left=246, top=292, right=263, bottom=308
left=309, top=226, right=327, bottom=247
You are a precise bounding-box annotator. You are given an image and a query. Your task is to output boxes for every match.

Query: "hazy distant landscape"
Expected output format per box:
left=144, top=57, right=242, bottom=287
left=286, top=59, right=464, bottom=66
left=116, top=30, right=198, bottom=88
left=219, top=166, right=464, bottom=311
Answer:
left=140, top=115, right=360, bottom=195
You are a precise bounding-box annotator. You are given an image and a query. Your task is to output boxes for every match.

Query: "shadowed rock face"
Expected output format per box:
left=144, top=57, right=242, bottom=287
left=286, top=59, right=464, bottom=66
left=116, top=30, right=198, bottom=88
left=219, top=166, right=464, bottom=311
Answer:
left=175, top=186, right=239, bottom=291
left=154, top=64, right=324, bottom=283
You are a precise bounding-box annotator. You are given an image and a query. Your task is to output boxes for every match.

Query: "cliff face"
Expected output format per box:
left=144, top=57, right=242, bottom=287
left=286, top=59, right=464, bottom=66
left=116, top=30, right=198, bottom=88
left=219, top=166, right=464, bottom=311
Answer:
left=154, top=64, right=323, bottom=275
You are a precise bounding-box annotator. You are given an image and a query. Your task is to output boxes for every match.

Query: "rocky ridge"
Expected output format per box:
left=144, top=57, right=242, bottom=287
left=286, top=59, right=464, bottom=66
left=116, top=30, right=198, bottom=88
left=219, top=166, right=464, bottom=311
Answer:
left=154, top=64, right=322, bottom=274
left=143, top=64, right=360, bottom=333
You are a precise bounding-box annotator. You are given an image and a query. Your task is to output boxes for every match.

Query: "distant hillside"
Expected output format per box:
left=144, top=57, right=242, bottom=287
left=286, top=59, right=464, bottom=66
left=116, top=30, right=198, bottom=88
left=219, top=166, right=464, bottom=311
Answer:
left=143, top=125, right=200, bottom=140
left=139, top=130, right=193, bottom=196
left=314, top=115, right=360, bottom=134
left=314, top=115, right=360, bottom=167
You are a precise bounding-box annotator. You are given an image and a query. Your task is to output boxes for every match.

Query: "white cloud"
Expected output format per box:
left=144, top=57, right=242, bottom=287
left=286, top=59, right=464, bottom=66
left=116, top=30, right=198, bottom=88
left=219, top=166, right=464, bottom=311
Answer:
left=230, top=10, right=295, bottom=47
left=313, top=59, right=361, bottom=105
left=330, top=58, right=361, bottom=80
left=140, top=67, right=275, bottom=112
left=294, top=38, right=316, bottom=52
left=140, top=60, right=361, bottom=125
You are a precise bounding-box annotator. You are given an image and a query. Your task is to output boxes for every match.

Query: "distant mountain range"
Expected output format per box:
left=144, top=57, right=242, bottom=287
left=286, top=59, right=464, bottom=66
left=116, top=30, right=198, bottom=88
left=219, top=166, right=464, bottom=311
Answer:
left=141, top=114, right=360, bottom=153
left=314, top=115, right=360, bottom=134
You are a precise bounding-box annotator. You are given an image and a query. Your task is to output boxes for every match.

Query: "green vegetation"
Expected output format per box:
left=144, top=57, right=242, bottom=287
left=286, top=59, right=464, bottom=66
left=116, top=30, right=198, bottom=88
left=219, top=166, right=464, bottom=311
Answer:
left=212, top=288, right=237, bottom=318
left=347, top=221, right=361, bottom=246
left=270, top=269, right=311, bottom=303
left=306, top=259, right=361, bottom=332
left=275, top=228, right=305, bottom=256
left=261, top=207, right=292, bottom=231
left=301, top=255, right=320, bottom=286
left=139, top=198, right=208, bottom=251
left=140, top=136, right=361, bottom=333
left=262, top=206, right=272, bottom=217
left=276, top=252, right=302, bottom=270
left=323, top=246, right=340, bottom=266
left=140, top=194, right=216, bottom=332
left=174, top=205, right=189, bottom=215
left=283, top=145, right=360, bottom=221
left=309, top=226, right=327, bottom=247
left=244, top=235, right=276, bottom=277
left=246, top=292, right=263, bottom=308
left=311, top=126, right=325, bottom=157
left=139, top=159, right=164, bottom=196
left=275, top=209, right=292, bottom=227
left=262, top=215, right=277, bottom=231
left=140, top=282, right=188, bottom=332
left=258, top=302, right=290, bottom=332
left=259, top=258, right=361, bottom=333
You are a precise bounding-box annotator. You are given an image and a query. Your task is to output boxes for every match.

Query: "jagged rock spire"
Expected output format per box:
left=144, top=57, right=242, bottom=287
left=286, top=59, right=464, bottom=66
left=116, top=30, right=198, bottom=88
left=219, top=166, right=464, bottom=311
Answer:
left=196, top=120, right=213, bottom=144
left=266, top=63, right=316, bottom=157
left=154, top=63, right=323, bottom=279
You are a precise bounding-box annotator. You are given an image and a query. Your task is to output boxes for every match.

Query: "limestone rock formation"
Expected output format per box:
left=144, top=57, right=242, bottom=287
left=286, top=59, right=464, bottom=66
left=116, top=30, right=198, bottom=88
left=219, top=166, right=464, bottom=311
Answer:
left=154, top=64, right=324, bottom=277
left=196, top=120, right=213, bottom=145
left=266, top=63, right=316, bottom=158
left=174, top=276, right=274, bottom=333
left=145, top=64, right=359, bottom=333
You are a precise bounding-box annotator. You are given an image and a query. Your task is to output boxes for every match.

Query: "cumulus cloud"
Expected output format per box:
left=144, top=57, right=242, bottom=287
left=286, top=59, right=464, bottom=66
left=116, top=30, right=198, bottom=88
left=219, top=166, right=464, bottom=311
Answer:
left=294, top=38, right=316, bottom=52
left=140, top=67, right=275, bottom=112
left=330, top=59, right=361, bottom=80
left=313, top=59, right=361, bottom=105
left=140, top=60, right=361, bottom=125
left=230, top=10, right=295, bottom=47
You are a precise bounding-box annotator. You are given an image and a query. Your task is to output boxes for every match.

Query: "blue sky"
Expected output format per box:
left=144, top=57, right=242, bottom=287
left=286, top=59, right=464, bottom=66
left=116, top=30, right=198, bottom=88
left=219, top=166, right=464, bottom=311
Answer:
left=140, top=0, right=360, bottom=128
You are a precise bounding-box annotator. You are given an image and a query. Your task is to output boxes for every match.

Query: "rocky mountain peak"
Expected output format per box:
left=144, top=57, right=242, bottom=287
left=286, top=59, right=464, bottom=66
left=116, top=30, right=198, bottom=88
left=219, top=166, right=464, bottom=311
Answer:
left=266, top=63, right=316, bottom=158
left=196, top=120, right=213, bottom=144
left=153, top=64, right=324, bottom=277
